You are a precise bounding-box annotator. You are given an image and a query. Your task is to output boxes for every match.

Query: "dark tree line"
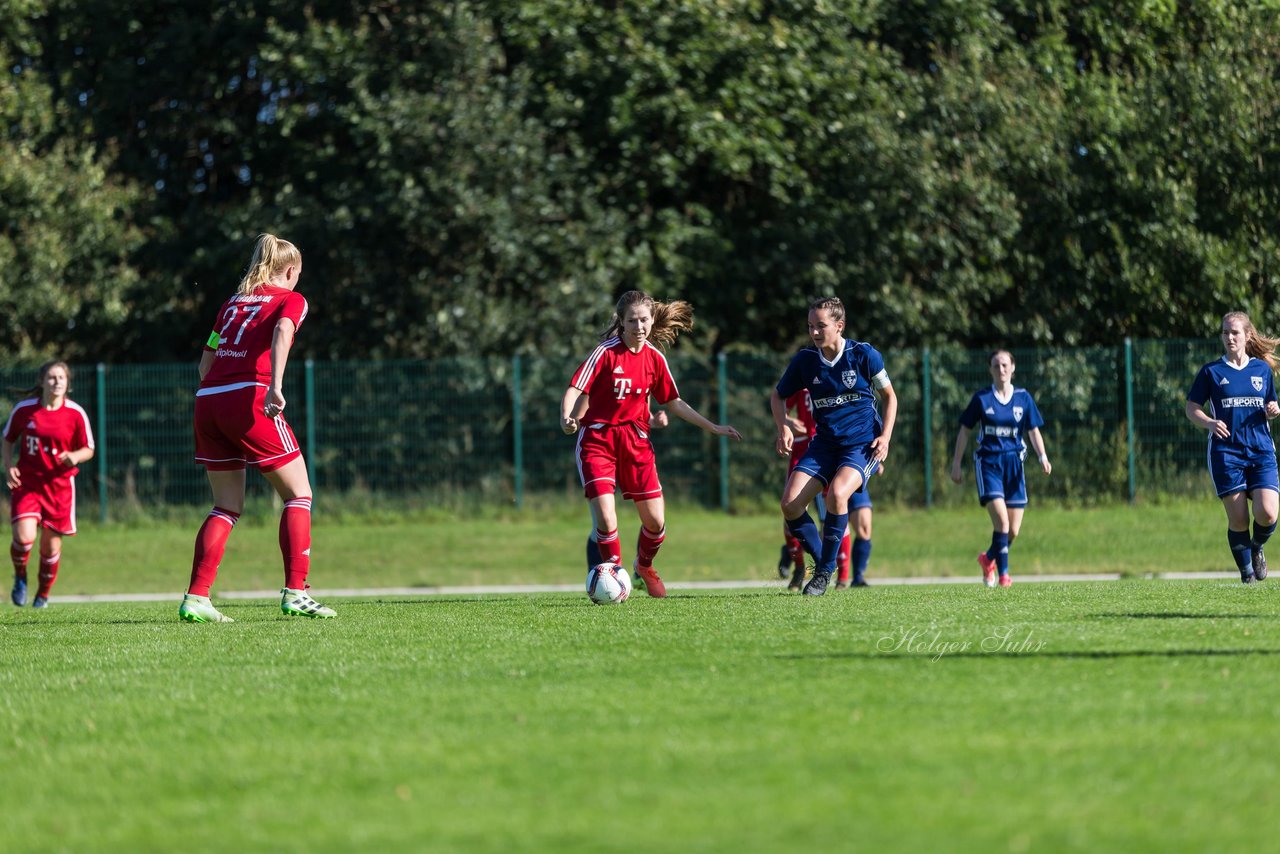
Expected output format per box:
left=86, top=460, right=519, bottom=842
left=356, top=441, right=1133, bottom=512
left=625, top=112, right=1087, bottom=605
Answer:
left=2, top=1, right=1277, bottom=364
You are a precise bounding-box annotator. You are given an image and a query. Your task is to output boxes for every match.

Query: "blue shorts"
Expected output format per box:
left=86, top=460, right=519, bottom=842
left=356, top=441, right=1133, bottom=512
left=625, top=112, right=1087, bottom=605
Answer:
left=1208, top=444, right=1280, bottom=498
left=850, top=487, right=872, bottom=511
left=975, top=453, right=1027, bottom=508
left=793, top=440, right=880, bottom=494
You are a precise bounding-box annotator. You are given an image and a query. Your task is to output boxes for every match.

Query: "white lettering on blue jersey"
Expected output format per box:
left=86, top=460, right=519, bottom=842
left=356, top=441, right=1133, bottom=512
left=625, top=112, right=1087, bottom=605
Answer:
left=775, top=340, right=888, bottom=446
left=1187, top=356, right=1277, bottom=452
left=959, top=386, right=1045, bottom=458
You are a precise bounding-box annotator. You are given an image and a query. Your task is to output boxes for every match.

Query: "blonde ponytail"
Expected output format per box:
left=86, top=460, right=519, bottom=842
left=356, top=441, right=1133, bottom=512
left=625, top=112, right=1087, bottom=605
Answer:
left=237, top=233, right=301, bottom=295
left=599, top=290, right=694, bottom=350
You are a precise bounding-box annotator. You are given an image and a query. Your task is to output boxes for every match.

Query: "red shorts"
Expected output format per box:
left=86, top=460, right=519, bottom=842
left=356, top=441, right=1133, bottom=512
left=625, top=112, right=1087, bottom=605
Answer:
left=10, top=477, right=78, bottom=535
left=194, top=383, right=302, bottom=472
left=575, top=423, right=662, bottom=501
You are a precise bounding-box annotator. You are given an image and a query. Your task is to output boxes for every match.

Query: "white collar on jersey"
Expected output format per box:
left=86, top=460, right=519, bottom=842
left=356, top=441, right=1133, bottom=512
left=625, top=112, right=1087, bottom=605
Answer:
left=818, top=339, right=849, bottom=368
left=990, top=384, right=1015, bottom=405
left=1221, top=354, right=1252, bottom=371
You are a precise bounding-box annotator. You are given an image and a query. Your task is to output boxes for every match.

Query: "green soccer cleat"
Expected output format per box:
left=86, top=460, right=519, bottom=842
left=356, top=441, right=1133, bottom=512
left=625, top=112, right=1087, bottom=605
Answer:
left=280, top=587, right=336, bottom=618
left=179, top=593, right=234, bottom=623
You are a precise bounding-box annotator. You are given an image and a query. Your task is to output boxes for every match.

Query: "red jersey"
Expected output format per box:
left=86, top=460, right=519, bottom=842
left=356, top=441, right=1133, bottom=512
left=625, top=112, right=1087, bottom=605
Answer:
left=3, top=398, right=95, bottom=482
left=201, top=285, right=309, bottom=389
left=570, top=338, right=679, bottom=431
left=786, top=389, right=817, bottom=448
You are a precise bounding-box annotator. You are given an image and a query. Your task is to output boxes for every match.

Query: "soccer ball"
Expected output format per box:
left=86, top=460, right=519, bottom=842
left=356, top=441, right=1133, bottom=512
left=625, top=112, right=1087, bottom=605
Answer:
left=586, top=562, right=632, bottom=605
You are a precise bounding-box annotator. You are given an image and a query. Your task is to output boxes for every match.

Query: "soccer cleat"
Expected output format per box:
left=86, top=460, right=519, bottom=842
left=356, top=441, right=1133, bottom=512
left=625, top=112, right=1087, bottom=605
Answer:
left=1253, top=546, right=1268, bottom=581
left=1241, top=569, right=1256, bottom=584
left=978, top=552, right=997, bottom=587
left=998, top=574, right=1013, bottom=588
left=835, top=580, right=850, bottom=590
left=31, top=595, right=48, bottom=608
left=802, top=570, right=831, bottom=596
left=633, top=570, right=646, bottom=592
left=281, top=587, right=337, bottom=618
left=777, top=544, right=791, bottom=579
left=11, top=576, right=26, bottom=607
left=787, top=564, right=806, bottom=592
left=179, top=593, right=234, bottom=623
left=852, top=576, right=870, bottom=588
left=634, top=563, right=666, bottom=598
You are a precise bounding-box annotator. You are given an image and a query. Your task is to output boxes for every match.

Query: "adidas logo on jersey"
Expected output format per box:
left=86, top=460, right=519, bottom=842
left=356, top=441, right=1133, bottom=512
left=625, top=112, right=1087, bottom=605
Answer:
left=1219, top=377, right=1230, bottom=385
left=985, top=407, right=995, bottom=415
left=812, top=376, right=820, bottom=384
left=26, top=421, right=36, bottom=429
left=614, top=366, right=625, bottom=374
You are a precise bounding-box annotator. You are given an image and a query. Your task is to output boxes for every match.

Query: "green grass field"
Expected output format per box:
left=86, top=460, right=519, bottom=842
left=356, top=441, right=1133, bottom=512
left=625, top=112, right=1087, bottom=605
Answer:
left=1, top=579, right=1276, bottom=852
left=1, top=498, right=1269, bottom=851
left=40, top=498, right=1239, bottom=595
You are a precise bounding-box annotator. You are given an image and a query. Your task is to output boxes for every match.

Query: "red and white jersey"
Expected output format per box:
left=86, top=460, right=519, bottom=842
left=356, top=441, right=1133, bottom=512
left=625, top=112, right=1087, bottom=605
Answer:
left=3, top=398, right=95, bottom=482
left=200, top=284, right=308, bottom=390
left=786, top=389, right=817, bottom=448
left=570, top=338, right=679, bottom=432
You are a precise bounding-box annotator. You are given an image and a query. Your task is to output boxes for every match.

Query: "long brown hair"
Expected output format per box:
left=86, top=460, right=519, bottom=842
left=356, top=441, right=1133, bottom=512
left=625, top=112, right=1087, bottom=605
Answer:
left=237, top=233, right=301, bottom=295
left=1223, top=311, right=1280, bottom=371
left=600, top=290, right=694, bottom=350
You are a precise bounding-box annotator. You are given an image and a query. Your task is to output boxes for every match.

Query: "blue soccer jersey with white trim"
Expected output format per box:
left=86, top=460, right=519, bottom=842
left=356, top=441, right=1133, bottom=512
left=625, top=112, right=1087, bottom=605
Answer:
left=775, top=340, right=889, bottom=447
left=1187, top=356, right=1277, bottom=453
left=959, top=386, right=1045, bottom=458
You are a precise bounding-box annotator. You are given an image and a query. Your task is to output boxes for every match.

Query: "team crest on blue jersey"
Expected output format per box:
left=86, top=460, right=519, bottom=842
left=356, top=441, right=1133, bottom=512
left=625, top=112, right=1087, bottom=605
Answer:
left=1013, top=406, right=1023, bottom=422
left=1253, top=376, right=1264, bottom=391
left=841, top=370, right=856, bottom=389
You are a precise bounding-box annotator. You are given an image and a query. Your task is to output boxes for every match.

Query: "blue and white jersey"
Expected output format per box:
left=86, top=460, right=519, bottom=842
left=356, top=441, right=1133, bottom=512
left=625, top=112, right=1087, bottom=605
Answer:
left=1187, top=357, right=1277, bottom=453
left=775, top=340, right=890, bottom=447
left=959, top=386, right=1044, bottom=459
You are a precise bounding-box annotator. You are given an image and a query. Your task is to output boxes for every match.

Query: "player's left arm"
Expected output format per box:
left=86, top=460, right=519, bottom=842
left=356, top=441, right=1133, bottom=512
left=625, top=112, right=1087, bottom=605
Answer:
left=666, top=397, right=742, bottom=441
left=870, top=381, right=897, bottom=462
left=1026, top=427, right=1051, bottom=475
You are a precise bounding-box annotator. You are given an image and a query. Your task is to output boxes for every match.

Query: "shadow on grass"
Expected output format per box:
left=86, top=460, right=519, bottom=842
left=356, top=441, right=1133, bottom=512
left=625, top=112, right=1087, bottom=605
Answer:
left=777, top=648, right=1280, bottom=662
left=1093, top=612, right=1271, bottom=620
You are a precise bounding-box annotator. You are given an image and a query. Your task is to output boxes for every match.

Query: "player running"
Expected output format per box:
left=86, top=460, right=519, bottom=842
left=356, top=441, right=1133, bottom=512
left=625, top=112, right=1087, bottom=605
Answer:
left=3, top=361, right=95, bottom=608
left=1185, top=311, right=1280, bottom=584
left=771, top=296, right=897, bottom=596
left=180, top=233, right=334, bottom=623
left=949, top=350, right=1052, bottom=587
left=561, top=290, right=741, bottom=598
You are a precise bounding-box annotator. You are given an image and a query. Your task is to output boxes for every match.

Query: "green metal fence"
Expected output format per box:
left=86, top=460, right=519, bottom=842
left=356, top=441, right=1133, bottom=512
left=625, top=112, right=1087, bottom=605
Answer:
left=0, top=340, right=1228, bottom=518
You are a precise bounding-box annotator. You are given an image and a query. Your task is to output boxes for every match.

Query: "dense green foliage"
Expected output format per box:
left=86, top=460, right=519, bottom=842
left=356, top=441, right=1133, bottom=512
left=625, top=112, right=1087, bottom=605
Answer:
left=2, top=581, right=1278, bottom=850
left=3, top=1, right=1278, bottom=361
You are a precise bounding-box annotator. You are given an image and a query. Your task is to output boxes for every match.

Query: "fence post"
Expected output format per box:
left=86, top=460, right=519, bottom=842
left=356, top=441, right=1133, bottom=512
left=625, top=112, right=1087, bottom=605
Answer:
left=513, top=355, right=524, bottom=510
left=96, top=362, right=107, bottom=524
left=717, top=352, right=729, bottom=512
left=305, top=359, right=317, bottom=490
left=922, top=347, right=933, bottom=507
left=1125, top=337, right=1135, bottom=503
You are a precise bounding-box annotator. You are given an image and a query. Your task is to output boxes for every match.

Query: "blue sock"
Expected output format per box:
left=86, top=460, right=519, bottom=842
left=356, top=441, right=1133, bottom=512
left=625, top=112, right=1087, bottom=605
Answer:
left=586, top=530, right=602, bottom=572
left=990, top=531, right=1010, bottom=575
left=1253, top=521, right=1276, bottom=550
left=852, top=537, right=871, bottom=581
left=818, top=512, right=849, bottom=575
left=786, top=512, right=822, bottom=561
left=1229, top=529, right=1253, bottom=574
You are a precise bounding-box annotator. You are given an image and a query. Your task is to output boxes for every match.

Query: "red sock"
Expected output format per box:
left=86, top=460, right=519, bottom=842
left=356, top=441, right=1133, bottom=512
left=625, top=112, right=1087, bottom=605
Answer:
left=188, top=507, right=240, bottom=596
left=36, top=551, right=60, bottom=597
left=11, top=540, right=32, bottom=580
left=837, top=530, right=852, bottom=583
left=281, top=497, right=312, bottom=590
left=786, top=535, right=804, bottom=572
left=596, top=528, right=620, bottom=565
left=636, top=526, right=666, bottom=569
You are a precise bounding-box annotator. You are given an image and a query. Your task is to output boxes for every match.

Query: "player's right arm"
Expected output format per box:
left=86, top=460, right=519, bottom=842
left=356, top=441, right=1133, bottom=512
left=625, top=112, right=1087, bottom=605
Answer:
left=770, top=388, right=793, bottom=457
left=1185, top=399, right=1229, bottom=439
left=561, top=386, right=585, bottom=434
left=3, top=438, right=18, bottom=489
left=949, top=425, right=971, bottom=484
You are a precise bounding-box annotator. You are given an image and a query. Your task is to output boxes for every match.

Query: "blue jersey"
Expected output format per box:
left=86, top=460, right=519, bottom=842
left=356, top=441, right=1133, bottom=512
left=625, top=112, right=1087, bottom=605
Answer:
left=959, top=386, right=1045, bottom=458
left=1187, top=357, right=1277, bottom=453
left=775, top=340, right=889, bottom=447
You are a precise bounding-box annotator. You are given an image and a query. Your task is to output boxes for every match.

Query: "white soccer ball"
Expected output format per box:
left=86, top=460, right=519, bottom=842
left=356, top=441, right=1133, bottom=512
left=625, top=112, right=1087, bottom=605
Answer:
left=586, top=562, right=632, bottom=605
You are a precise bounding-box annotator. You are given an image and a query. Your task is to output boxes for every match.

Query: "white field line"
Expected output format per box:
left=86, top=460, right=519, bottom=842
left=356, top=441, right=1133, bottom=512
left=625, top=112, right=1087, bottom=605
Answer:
left=44, top=571, right=1240, bottom=604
